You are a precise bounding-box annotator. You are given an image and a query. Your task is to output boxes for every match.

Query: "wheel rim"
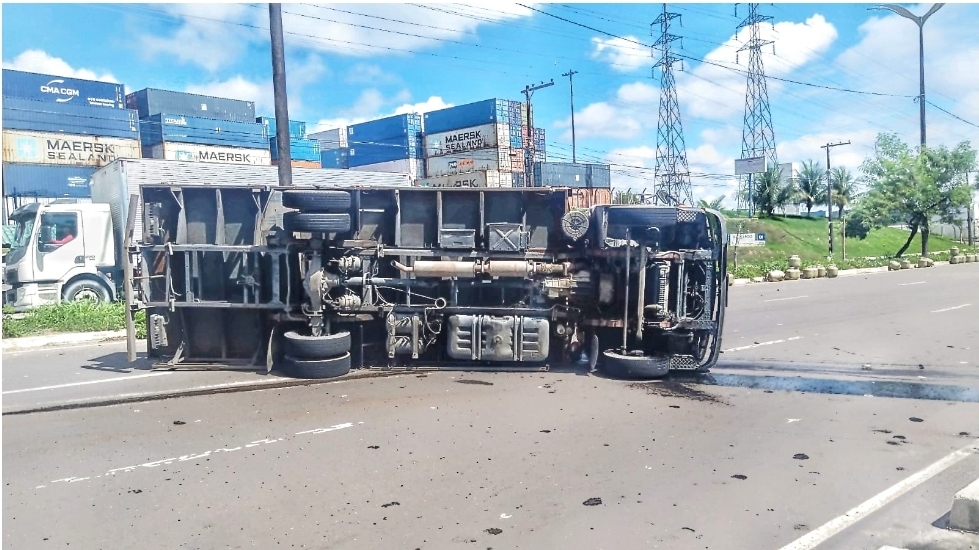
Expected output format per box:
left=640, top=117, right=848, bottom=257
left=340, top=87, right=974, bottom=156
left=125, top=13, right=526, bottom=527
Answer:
left=72, top=288, right=102, bottom=302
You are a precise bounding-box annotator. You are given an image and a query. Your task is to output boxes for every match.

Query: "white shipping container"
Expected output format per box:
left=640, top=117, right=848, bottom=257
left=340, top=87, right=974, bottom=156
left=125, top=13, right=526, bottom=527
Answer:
left=414, top=170, right=503, bottom=188
left=424, top=123, right=507, bottom=157
left=147, top=142, right=272, bottom=166
left=425, top=148, right=514, bottom=177
left=2, top=129, right=140, bottom=167
left=349, top=158, right=425, bottom=179
left=307, top=128, right=348, bottom=150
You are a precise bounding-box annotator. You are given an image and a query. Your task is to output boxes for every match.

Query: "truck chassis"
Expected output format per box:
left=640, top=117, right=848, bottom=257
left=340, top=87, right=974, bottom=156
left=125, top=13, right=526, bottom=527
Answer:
left=130, top=184, right=727, bottom=378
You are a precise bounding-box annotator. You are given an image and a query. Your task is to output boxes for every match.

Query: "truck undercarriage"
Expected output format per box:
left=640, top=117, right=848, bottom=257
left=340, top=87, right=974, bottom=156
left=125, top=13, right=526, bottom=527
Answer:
left=131, top=184, right=727, bottom=379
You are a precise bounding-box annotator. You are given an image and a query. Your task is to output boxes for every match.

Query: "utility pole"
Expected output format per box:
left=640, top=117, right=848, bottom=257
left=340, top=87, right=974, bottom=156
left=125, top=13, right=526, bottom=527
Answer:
left=522, top=80, right=554, bottom=187
left=871, top=4, right=944, bottom=148
left=561, top=70, right=578, bottom=164
left=821, top=140, right=850, bottom=258
left=269, top=3, right=292, bottom=187
left=967, top=170, right=975, bottom=248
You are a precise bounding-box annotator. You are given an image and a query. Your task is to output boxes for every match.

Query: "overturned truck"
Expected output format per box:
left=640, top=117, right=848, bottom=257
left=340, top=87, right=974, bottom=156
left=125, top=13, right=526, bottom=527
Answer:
left=127, top=183, right=727, bottom=379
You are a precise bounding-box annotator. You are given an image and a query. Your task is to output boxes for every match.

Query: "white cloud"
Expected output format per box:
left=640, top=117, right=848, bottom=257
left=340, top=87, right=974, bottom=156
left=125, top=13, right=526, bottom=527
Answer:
left=137, top=3, right=534, bottom=69
left=590, top=36, right=649, bottom=73
left=677, top=14, right=838, bottom=121
left=2, top=50, right=118, bottom=83
left=394, top=96, right=452, bottom=115
left=310, top=91, right=452, bottom=133
left=345, top=64, right=401, bottom=85
left=553, top=82, right=659, bottom=141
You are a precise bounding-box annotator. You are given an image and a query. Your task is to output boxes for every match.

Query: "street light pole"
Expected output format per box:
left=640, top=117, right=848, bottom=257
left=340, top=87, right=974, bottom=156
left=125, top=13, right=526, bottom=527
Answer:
left=562, top=70, right=578, bottom=164
left=821, top=140, right=850, bottom=259
left=871, top=3, right=944, bottom=148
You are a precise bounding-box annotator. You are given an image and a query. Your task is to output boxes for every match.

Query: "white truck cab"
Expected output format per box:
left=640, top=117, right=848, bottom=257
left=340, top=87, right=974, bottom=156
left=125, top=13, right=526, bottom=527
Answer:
left=3, top=200, right=118, bottom=311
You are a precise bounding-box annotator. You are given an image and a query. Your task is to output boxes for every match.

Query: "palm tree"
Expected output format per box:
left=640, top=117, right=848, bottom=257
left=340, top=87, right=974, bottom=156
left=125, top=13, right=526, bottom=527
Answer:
left=752, top=166, right=785, bottom=217
left=831, top=167, right=859, bottom=218
left=797, top=160, right=827, bottom=217
left=698, top=195, right=725, bottom=210
left=776, top=180, right=799, bottom=215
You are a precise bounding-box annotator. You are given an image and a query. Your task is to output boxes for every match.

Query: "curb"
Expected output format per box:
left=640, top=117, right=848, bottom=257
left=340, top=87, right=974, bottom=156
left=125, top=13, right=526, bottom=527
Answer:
left=2, top=330, right=127, bottom=352
left=949, top=477, right=979, bottom=533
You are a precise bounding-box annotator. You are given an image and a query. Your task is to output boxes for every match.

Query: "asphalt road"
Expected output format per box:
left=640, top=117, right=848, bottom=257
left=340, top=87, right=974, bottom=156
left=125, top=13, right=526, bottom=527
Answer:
left=3, top=263, right=978, bottom=549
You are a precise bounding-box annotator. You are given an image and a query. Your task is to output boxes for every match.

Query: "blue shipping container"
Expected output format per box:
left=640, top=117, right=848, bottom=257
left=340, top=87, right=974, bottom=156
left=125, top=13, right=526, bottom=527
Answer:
left=2, top=97, right=139, bottom=140
left=533, top=162, right=611, bottom=189
left=127, top=88, right=255, bottom=122
left=346, top=113, right=422, bottom=166
left=2, top=163, right=96, bottom=198
left=270, top=137, right=320, bottom=162
left=2, top=69, right=125, bottom=109
left=256, top=117, right=306, bottom=140
left=139, top=114, right=267, bottom=149
left=423, top=99, right=518, bottom=135
left=320, top=148, right=350, bottom=169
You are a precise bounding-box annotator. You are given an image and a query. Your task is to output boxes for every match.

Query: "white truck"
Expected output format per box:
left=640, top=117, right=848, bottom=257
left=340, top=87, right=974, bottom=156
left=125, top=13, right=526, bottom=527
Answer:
left=2, top=159, right=411, bottom=311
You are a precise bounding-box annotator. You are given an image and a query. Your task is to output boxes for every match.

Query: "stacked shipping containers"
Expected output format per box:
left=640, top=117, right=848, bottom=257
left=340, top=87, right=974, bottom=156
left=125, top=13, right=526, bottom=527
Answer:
left=259, top=116, right=320, bottom=168
left=129, top=88, right=273, bottom=167
left=2, top=69, right=142, bottom=217
left=346, top=114, right=424, bottom=178
left=417, top=98, right=525, bottom=188
left=532, top=162, right=613, bottom=209
left=309, top=127, right=349, bottom=169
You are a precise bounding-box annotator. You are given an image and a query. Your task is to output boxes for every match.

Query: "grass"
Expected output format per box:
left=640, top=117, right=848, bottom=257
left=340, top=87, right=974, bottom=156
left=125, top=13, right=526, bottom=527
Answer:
left=724, top=215, right=968, bottom=278
left=3, top=301, right=146, bottom=339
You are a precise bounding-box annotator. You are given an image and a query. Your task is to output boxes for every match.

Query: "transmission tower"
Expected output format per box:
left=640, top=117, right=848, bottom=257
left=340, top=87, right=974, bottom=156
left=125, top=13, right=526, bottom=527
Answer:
left=736, top=3, right=778, bottom=215
left=652, top=3, right=693, bottom=206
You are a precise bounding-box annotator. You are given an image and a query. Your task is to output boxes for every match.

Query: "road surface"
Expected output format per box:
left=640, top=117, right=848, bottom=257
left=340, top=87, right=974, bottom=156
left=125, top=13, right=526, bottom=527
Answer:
left=3, top=263, right=978, bottom=549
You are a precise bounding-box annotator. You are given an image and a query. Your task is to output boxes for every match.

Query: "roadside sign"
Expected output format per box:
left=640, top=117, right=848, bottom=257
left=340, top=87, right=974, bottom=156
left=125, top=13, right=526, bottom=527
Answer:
left=729, top=233, right=766, bottom=246
left=735, top=156, right=767, bottom=175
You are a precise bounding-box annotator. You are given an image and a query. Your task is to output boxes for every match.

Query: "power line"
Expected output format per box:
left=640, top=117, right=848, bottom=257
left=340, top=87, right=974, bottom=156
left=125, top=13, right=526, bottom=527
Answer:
left=927, top=101, right=979, bottom=129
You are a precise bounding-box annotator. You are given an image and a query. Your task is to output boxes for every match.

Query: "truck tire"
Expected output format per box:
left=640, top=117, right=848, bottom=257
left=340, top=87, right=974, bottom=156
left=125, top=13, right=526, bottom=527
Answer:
left=283, top=212, right=351, bottom=234
left=285, top=352, right=351, bottom=379
left=283, top=330, right=351, bottom=360
left=63, top=279, right=110, bottom=304
left=281, top=189, right=351, bottom=212
left=599, top=350, right=669, bottom=379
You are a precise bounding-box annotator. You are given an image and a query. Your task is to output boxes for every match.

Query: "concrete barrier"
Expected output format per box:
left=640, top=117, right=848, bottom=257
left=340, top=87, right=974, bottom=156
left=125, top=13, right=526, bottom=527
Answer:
left=918, top=257, right=930, bottom=268
left=826, top=265, right=839, bottom=278
left=950, top=477, right=979, bottom=533
left=816, top=266, right=827, bottom=278
left=900, top=259, right=913, bottom=270
left=785, top=268, right=801, bottom=280
left=788, top=255, right=802, bottom=269
left=802, top=266, right=819, bottom=279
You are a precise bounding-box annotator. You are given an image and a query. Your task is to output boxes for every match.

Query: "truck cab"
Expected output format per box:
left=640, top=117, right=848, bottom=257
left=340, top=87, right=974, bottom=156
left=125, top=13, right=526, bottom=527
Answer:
left=3, top=200, right=118, bottom=311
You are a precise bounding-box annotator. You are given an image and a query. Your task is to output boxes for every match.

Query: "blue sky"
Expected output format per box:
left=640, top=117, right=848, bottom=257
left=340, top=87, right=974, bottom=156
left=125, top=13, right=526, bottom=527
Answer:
left=3, top=2, right=978, bottom=204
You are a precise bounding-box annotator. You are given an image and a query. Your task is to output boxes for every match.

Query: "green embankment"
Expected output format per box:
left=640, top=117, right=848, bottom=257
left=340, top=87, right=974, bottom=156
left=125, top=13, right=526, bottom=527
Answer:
left=2, top=301, right=146, bottom=339
left=723, top=215, right=965, bottom=279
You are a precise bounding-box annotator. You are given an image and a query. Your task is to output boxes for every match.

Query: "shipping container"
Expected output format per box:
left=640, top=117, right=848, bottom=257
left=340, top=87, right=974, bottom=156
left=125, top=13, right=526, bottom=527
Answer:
left=3, top=130, right=140, bottom=167
left=144, top=142, right=272, bottom=166
left=2, top=69, right=125, bottom=109
left=272, top=159, right=321, bottom=169
left=308, top=127, right=348, bottom=150
left=320, top=148, right=349, bottom=169
left=139, top=113, right=267, bottom=149
left=424, top=123, right=510, bottom=157
left=269, top=137, right=320, bottom=162
left=533, top=162, right=611, bottom=189
left=425, top=148, right=520, bottom=177
left=349, top=158, right=425, bottom=179
left=2, top=97, right=139, bottom=140
left=256, top=117, right=306, bottom=140
left=345, top=114, right=423, bottom=165
left=423, top=98, right=524, bottom=135
left=414, top=170, right=507, bottom=188
left=567, top=188, right=612, bottom=210
left=126, top=88, right=256, bottom=122
left=2, top=163, right=97, bottom=198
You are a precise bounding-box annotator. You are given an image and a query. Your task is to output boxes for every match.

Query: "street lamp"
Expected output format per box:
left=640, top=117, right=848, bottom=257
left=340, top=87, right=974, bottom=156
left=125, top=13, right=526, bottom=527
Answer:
left=871, top=3, right=944, bottom=148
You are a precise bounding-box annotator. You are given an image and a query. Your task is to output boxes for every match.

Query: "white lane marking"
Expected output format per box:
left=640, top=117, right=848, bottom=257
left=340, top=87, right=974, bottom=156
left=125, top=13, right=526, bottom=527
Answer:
left=777, top=438, right=979, bottom=550
left=931, top=303, right=971, bottom=313
left=1, top=372, right=170, bottom=395
left=898, top=281, right=926, bottom=286
left=39, top=422, right=357, bottom=489
left=723, top=336, right=803, bottom=353
left=764, top=295, right=810, bottom=303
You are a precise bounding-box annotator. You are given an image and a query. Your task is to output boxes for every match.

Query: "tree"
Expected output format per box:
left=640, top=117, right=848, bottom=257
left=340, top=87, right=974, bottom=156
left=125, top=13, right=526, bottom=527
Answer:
left=859, top=133, right=976, bottom=257
left=831, top=167, right=860, bottom=218
left=752, top=165, right=785, bottom=217
left=797, top=160, right=827, bottom=217
left=698, top=195, right=725, bottom=210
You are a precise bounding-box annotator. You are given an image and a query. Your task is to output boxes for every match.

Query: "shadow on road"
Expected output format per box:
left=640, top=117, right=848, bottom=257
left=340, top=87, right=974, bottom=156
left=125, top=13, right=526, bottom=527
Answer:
left=80, top=351, right=154, bottom=374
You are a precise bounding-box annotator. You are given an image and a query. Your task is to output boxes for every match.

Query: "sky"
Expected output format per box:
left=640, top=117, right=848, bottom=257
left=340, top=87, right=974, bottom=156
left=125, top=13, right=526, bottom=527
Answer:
left=3, top=2, right=978, bottom=206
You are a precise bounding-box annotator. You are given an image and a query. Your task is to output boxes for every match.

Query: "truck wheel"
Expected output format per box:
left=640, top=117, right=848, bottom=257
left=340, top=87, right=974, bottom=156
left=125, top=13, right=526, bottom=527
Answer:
left=285, top=352, right=351, bottom=379
left=283, top=212, right=351, bottom=233
left=63, top=280, right=110, bottom=304
left=281, top=190, right=351, bottom=212
left=599, top=350, right=669, bottom=379
left=283, top=330, right=351, bottom=360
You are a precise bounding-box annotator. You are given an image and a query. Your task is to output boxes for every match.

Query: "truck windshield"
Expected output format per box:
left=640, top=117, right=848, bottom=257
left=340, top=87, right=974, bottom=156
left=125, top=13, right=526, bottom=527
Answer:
left=9, top=216, right=36, bottom=251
